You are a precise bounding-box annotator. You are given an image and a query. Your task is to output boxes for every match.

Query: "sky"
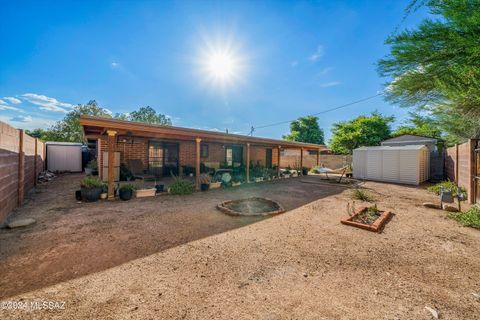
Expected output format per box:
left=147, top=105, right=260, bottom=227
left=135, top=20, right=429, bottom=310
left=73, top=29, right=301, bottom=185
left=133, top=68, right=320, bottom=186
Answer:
left=0, top=0, right=429, bottom=142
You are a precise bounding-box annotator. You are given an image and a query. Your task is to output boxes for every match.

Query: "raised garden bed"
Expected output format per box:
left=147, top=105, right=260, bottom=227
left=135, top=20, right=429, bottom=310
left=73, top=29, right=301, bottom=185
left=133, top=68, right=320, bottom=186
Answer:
left=341, top=206, right=393, bottom=232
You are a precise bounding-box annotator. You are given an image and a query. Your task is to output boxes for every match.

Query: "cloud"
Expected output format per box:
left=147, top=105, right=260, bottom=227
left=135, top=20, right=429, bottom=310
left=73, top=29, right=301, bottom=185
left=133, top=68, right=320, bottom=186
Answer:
left=111, top=62, right=119, bottom=68
left=0, top=104, right=22, bottom=111
left=309, top=45, right=324, bottom=61
left=10, top=115, right=32, bottom=123
left=3, top=97, right=21, bottom=104
left=21, top=93, right=74, bottom=112
left=317, top=66, right=334, bottom=75
left=319, top=81, right=341, bottom=88
left=291, top=60, right=299, bottom=67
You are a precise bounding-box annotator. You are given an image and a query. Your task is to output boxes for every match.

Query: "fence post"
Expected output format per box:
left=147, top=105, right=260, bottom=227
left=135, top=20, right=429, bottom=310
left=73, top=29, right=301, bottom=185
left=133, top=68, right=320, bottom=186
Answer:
left=34, top=138, right=38, bottom=186
left=455, top=143, right=459, bottom=183
left=18, top=129, right=25, bottom=206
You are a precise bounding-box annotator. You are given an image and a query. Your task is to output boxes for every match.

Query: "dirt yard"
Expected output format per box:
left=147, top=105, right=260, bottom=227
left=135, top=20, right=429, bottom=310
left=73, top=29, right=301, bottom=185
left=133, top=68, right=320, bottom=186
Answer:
left=1, top=174, right=479, bottom=319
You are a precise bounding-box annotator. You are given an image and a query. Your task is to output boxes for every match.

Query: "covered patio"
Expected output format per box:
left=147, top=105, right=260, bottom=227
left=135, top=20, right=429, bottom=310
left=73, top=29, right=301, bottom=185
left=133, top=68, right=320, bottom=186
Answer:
left=79, top=116, right=327, bottom=199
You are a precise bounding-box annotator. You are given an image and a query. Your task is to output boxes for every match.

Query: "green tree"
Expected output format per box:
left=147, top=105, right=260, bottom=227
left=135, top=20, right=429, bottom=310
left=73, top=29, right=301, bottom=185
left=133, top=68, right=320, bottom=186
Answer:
left=42, top=100, right=111, bottom=142
left=25, top=128, right=48, bottom=140
left=283, top=116, right=324, bottom=144
left=392, top=112, right=442, bottom=139
left=116, top=106, right=172, bottom=125
left=378, top=0, right=480, bottom=141
left=329, top=112, right=394, bottom=154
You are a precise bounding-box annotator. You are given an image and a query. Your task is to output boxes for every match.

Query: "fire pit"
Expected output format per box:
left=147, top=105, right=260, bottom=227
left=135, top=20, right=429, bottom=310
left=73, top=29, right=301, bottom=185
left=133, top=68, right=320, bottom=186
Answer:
left=217, top=197, right=285, bottom=216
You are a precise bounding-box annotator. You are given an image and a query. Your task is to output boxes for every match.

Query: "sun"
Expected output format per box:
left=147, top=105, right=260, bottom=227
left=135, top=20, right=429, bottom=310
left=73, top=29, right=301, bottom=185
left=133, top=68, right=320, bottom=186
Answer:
left=206, top=51, right=237, bottom=81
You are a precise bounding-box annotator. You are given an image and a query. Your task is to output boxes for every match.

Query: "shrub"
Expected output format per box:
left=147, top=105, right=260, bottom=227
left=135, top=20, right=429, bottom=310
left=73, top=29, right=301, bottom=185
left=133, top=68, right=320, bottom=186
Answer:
left=80, top=176, right=103, bottom=189
left=427, top=180, right=466, bottom=197
left=352, top=188, right=375, bottom=202
left=86, top=160, right=97, bottom=170
left=448, top=206, right=480, bottom=229
left=169, top=175, right=194, bottom=195
left=119, top=183, right=136, bottom=191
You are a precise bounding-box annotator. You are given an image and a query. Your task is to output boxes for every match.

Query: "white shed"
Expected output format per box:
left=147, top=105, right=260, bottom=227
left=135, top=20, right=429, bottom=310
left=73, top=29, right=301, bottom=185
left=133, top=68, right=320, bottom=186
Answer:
left=353, top=145, right=429, bottom=185
left=46, top=142, right=83, bottom=172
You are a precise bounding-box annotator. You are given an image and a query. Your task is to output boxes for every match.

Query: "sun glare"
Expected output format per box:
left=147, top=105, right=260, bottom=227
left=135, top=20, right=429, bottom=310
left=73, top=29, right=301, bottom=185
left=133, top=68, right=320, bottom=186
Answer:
left=206, top=51, right=237, bottom=81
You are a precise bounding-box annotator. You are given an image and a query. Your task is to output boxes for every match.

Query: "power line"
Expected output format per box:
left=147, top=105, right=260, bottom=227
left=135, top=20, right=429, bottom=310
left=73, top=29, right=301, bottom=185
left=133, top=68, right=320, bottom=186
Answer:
left=252, top=92, right=384, bottom=131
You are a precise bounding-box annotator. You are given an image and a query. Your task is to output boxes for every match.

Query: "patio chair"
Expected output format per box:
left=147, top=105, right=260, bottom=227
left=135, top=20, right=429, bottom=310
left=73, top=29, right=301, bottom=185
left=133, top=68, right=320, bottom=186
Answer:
left=127, top=159, right=156, bottom=181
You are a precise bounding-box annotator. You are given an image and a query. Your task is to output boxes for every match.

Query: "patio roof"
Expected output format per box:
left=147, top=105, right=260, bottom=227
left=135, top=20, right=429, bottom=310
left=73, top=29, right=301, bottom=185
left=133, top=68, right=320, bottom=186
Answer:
left=80, top=115, right=326, bottom=150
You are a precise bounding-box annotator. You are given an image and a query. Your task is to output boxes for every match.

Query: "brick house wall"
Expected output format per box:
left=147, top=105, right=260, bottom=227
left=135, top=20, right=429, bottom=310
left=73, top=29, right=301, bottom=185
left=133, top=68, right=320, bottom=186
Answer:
left=445, top=139, right=476, bottom=203
left=98, top=137, right=281, bottom=177
left=0, top=121, right=45, bottom=222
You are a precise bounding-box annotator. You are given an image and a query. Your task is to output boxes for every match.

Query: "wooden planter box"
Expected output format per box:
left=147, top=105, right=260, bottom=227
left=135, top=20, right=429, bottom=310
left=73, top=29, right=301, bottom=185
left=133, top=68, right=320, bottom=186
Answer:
left=255, top=177, right=264, bottom=183
left=210, top=182, right=222, bottom=189
left=341, top=206, right=393, bottom=233
left=232, top=182, right=241, bottom=187
left=135, top=188, right=156, bottom=198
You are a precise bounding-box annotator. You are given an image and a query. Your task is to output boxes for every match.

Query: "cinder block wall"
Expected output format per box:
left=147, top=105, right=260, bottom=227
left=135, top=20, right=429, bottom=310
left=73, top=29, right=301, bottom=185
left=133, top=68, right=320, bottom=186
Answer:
left=445, top=139, right=476, bottom=203
left=0, top=121, right=45, bottom=222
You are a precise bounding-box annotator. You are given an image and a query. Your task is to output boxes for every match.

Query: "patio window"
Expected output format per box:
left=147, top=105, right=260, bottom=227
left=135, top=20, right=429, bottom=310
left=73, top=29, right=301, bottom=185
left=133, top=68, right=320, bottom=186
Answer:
left=308, top=150, right=318, bottom=155
left=201, top=144, right=209, bottom=158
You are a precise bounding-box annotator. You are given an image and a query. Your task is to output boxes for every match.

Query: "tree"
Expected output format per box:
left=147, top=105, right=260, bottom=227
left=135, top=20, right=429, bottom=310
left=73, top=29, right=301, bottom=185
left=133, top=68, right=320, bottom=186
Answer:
left=392, top=111, right=442, bottom=139
left=115, top=106, right=172, bottom=125
left=329, top=112, right=394, bottom=154
left=378, top=0, right=480, bottom=141
left=41, top=100, right=112, bottom=142
left=283, top=116, right=324, bottom=144
left=25, top=128, right=47, bottom=139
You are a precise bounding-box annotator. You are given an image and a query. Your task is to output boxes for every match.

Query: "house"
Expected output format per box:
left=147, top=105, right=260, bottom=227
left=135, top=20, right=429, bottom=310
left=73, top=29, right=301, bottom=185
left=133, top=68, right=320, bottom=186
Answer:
left=79, top=116, right=326, bottom=199
left=381, top=134, right=443, bottom=182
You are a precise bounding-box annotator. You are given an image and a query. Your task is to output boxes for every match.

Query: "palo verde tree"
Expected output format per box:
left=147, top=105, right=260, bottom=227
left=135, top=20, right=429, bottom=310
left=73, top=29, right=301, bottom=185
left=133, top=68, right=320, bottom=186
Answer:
left=329, top=112, right=394, bottom=154
left=115, top=106, right=172, bottom=125
left=283, top=116, right=325, bottom=144
left=378, top=0, right=480, bottom=143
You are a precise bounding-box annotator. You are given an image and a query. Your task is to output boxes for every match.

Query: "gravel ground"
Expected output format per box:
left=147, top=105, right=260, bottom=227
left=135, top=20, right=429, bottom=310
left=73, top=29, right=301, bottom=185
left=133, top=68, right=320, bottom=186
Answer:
left=1, top=174, right=479, bottom=319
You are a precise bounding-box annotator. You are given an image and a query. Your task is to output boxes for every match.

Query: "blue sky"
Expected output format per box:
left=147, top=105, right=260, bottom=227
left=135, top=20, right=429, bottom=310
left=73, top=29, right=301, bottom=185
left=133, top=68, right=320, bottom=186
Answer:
left=0, top=0, right=428, bottom=142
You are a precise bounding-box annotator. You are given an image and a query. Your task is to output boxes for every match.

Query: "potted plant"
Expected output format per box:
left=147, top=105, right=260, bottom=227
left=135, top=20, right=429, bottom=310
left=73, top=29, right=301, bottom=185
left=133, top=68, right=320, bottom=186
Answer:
left=85, top=160, right=97, bottom=176
left=198, top=174, right=211, bottom=191
left=100, top=183, right=108, bottom=199
left=119, top=183, right=136, bottom=201
left=283, top=169, right=291, bottom=178
left=80, top=176, right=103, bottom=202
left=302, top=167, right=309, bottom=176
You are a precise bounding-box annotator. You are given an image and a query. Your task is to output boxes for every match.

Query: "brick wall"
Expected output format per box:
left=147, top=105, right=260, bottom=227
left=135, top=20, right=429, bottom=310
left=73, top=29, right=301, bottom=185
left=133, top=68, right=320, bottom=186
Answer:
left=0, top=121, right=45, bottom=222
left=99, top=137, right=282, bottom=176
left=445, top=139, right=476, bottom=203
left=280, top=150, right=352, bottom=170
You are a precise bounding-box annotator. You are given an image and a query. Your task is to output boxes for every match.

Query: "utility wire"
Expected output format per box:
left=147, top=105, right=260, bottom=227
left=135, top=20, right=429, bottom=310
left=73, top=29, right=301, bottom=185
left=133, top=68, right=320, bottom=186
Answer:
left=252, top=92, right=384, bottom=132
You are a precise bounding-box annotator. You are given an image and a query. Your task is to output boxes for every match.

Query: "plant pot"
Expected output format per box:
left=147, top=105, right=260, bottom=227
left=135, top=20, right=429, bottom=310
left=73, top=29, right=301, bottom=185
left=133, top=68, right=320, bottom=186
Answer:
left=135, top=188, right=156, bottom=198
left=232, top=182, right=241, bottom=187
left=75, top=190, right=82, bottom=201
left=84, top=168, right=93, bottom=176
left=201, top=183, right=210, bottom=191
left=284, top=174, right=291, bottom=178
left=302, top=168, right=309, bottom=176
left=119, top=189, right=133, bottom=201
left=100, top=192, right=108, bottom=199
left=255, top=177, right=264, bottom=182
left=155, top=184, right=164, bottom=193
left=80, top=187, right=102, bottom=202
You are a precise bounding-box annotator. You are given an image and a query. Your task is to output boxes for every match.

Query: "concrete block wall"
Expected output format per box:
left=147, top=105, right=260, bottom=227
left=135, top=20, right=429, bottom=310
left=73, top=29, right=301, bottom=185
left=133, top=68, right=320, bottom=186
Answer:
left=445, top=139, right=476, bottom=203
left=0, top=121, right=45, bottom=222
left=280, top=150, right=352, bottom=170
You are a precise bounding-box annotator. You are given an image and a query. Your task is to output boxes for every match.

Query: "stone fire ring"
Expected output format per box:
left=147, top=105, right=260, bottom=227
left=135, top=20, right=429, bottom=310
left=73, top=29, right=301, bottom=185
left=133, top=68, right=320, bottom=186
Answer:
left=216, top=197, right=285, bottom=216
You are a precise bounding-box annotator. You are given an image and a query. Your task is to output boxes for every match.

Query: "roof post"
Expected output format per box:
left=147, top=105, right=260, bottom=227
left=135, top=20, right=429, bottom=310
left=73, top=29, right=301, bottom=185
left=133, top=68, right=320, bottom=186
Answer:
left=195, top=137, right=202, bottom=190
left=106, top=130, right=117, bottom=200
left=246, top=143, right=251, bottom=183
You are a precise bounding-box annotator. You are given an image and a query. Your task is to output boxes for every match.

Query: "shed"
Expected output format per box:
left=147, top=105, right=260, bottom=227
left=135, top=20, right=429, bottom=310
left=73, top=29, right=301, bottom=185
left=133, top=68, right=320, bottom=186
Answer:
left=46, top=142, right=83, bottom=172
left=381, top=134, right=438, bottom=152
left=353, top=145, right=430, bottom=185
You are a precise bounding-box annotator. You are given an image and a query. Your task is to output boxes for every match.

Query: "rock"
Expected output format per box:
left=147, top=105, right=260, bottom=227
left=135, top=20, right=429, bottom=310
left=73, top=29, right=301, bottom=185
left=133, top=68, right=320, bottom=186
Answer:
left=425, top=306, right=439, bottom=319
left=473, top=292, right=480, bottom=299
left=442, top=204, right=459, bottom=212
left=7, top=218, right=36, bottom=229
left=423, top=202, right=441, bottom=209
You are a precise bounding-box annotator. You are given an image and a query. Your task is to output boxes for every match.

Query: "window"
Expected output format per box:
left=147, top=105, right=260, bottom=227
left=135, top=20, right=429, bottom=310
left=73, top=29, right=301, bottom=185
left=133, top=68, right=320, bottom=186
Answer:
left=308, top=150, right=318, bottom=155
left=200, top=144, right=209, bottom=158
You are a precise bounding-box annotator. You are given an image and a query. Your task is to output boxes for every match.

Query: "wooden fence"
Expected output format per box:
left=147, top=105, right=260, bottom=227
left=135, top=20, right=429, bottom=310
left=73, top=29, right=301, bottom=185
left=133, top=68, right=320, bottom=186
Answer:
left=0, top=121, right=45, bottom=222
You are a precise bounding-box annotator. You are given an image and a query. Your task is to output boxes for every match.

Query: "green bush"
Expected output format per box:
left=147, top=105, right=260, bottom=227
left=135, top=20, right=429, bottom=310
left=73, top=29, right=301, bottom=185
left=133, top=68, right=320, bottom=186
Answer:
left=86, top=159, right=97, bottom=170
left=352, top=188, right=375, bottom=202
left=169, top=176, right=194, bottom=195
left=448, top=206, right=480, bottom=229
left=427, top=180, right=466, bottom=197
left=119, top=183, right=136, bottom=191
left=80, top=176, right=103, bottom=189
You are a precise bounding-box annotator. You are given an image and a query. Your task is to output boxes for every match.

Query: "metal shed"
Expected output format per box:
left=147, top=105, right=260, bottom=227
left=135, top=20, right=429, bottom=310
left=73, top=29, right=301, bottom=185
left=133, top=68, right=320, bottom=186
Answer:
left=353, top=145, right=430, bottom=185
left=46, top=142, right=83, bottom=172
